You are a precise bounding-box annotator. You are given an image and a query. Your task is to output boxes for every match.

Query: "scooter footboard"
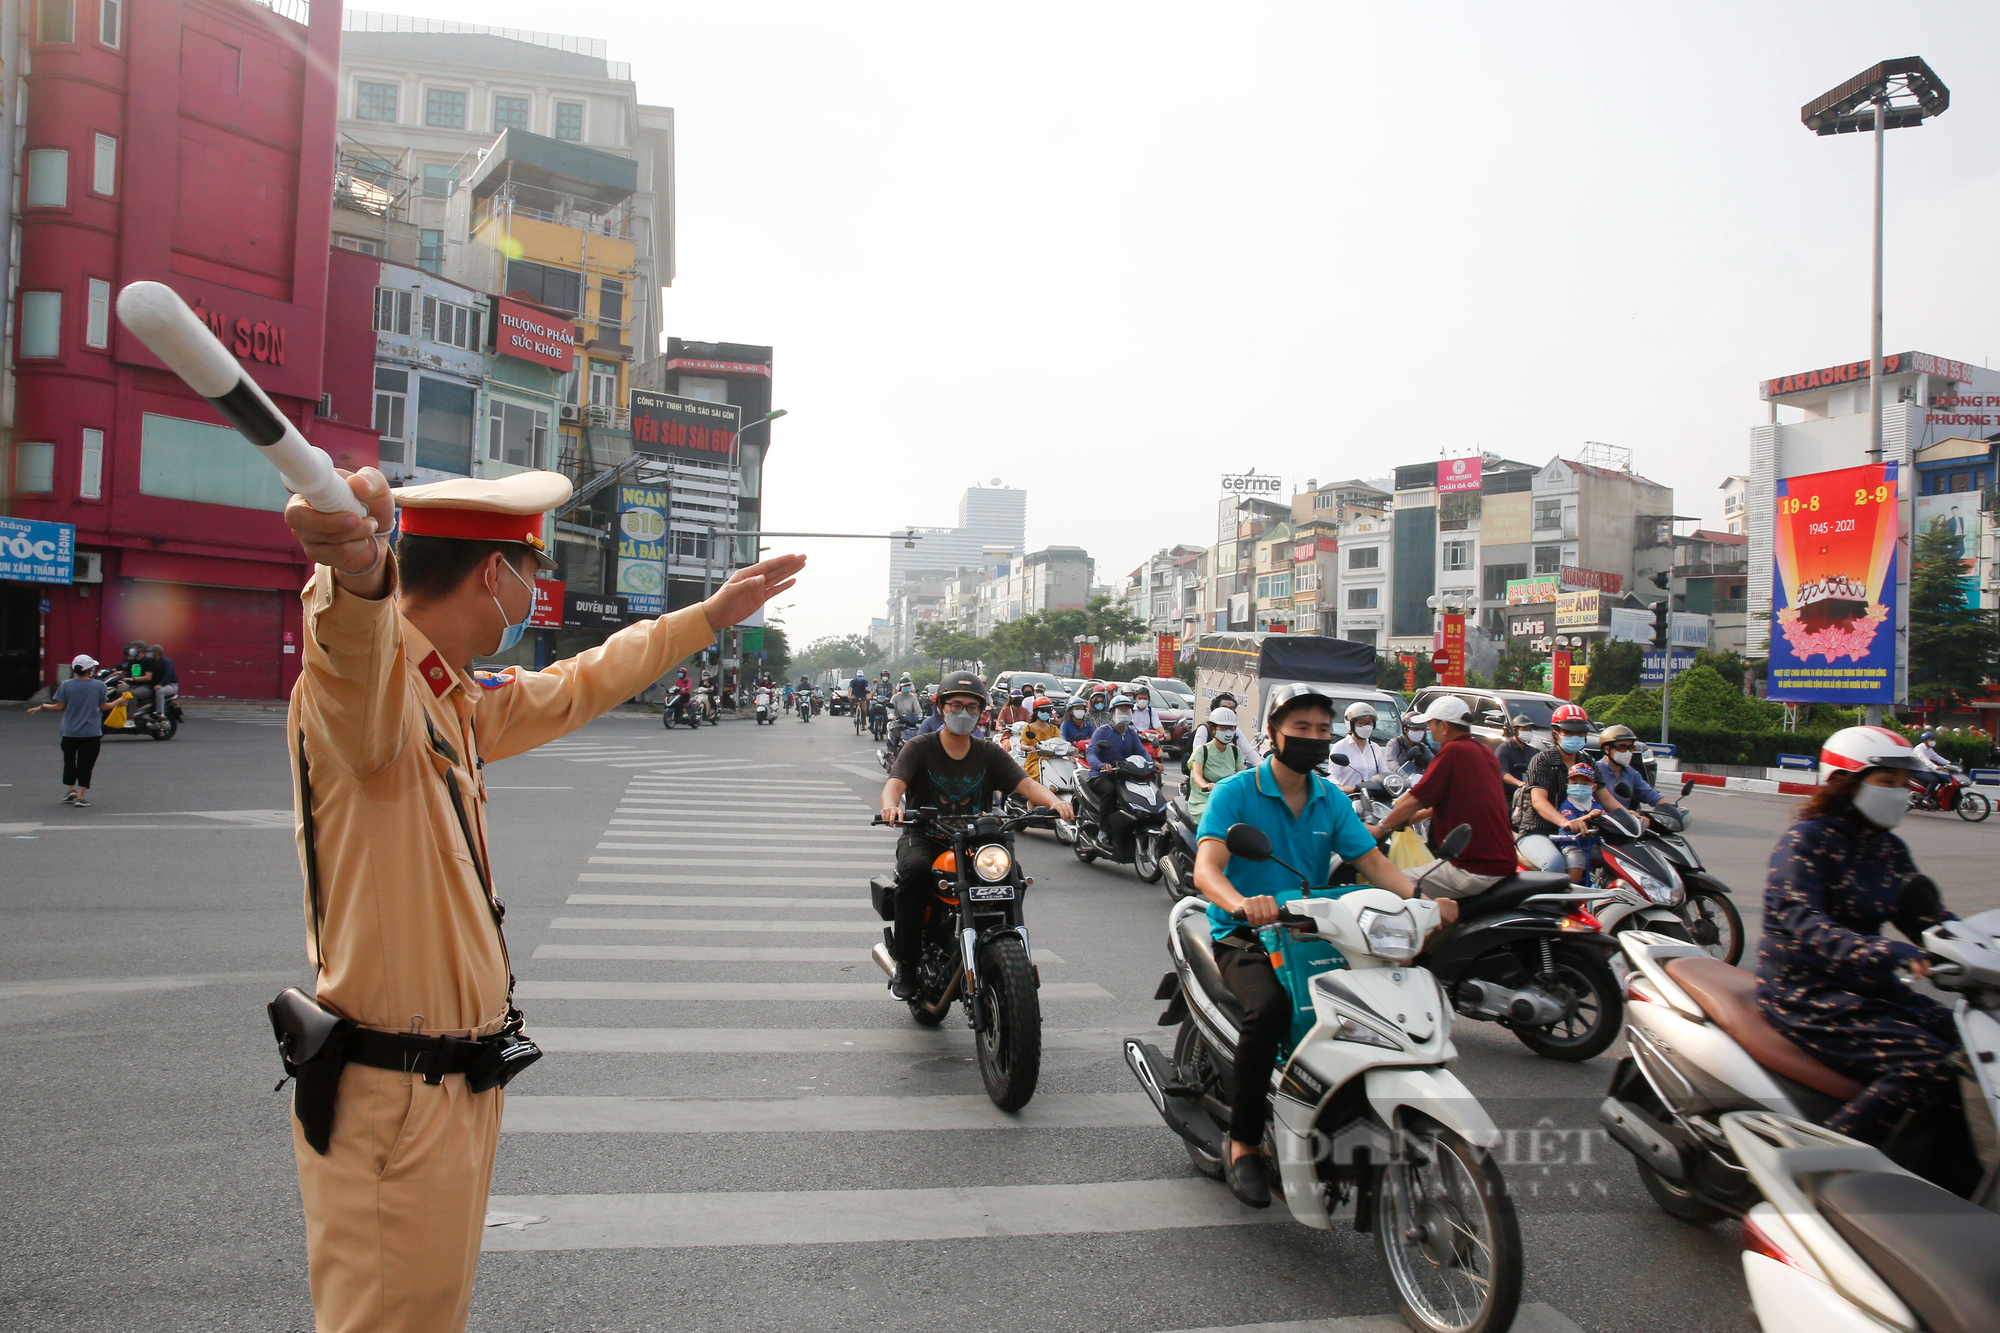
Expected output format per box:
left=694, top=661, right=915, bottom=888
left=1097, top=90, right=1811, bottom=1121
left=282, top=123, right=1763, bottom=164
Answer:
left=1364, top=1066, right=1500, bottom=1150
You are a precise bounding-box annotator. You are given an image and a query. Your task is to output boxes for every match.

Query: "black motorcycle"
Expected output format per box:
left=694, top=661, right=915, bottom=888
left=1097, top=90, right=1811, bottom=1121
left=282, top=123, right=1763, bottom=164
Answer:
left=869, top=807, right=1055, bottom=1110
left=1629, top=780, right=1744, bottom=965
left=1159, top=796, right=1200, bottom=900
left=1074, top=751, right=1171, bottom=883
left=869, top=698, right=890, bottom=741
left=663, top=690, right=701, bottom=730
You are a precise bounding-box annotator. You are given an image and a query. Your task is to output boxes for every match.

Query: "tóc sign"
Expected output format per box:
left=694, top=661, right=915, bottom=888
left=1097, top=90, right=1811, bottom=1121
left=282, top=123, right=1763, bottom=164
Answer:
left=0, top=516, right=75, bottom=584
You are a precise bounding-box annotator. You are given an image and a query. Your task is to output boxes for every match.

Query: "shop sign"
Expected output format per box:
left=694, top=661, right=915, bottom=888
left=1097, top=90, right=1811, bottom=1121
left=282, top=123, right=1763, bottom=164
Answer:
left=0, top=516, right=74, bottom=584
left=1157, top=634, right=1179, bottom=675
left=1554, top=590, right=1602, bottom=628
left=529, top=578, right=564, bottom=629
left=665, top=357, right=770, bottom=378
left=1506, top=575, right=1559, bottom=606
left=187, top=300, right=288, bottom=366
left=1560, top=564, right=1622, bottom=595
left=564, top=590, right=630, bottom=630
left=1220, top=473, right=1283, bottom=496
left=1437, top=456, right=1482, bottom=494
left=1508, top=613, right=1549, bottom=639
left=494, top=298, right=578, bottom=372
left=615, top=485, right=669, bottom=616
left=630, top=390, right=742, bottom=463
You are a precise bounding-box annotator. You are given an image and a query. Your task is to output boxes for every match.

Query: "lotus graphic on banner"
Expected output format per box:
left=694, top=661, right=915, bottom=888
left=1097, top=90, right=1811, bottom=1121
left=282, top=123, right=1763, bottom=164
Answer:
left=1437, top=456, right=1482, bottom=494
left=1769, top=461, right=1899, bottom=704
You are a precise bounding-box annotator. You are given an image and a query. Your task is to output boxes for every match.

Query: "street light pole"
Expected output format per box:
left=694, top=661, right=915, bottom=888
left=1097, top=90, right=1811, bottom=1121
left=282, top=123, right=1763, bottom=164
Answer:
left=1869, top=94, right=1885, bottom=467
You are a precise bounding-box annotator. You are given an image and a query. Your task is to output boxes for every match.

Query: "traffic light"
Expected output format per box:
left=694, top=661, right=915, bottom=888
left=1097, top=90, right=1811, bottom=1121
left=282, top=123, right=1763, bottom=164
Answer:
left=1650, top=597, right=1670, bottom=650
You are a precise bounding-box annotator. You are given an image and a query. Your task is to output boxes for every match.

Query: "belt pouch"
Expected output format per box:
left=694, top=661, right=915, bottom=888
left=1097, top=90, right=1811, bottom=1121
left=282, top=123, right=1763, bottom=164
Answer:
left=268, top=986, right=354, bottom=1155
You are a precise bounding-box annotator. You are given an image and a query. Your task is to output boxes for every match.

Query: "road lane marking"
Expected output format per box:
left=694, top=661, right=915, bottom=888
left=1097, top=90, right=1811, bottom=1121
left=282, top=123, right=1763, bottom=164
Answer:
left=501, top=1091, right=1142, bottom=1134
left=606, top=821, right=886, bottom=839
left=550, top=917, right=886, bottom=934
left=567, top=894, right=874, bottom=909
left=514, top=980, right=1114, bottom=1000
left=614, top=797, right=860, bottom=809
left=595, top=842, right=877, bottom=852
left=589, top=856, right=881, bottom=868
left=627, top=777, right=849, bottom=789
left=532, top=944, right=1060, bottom=962
left=482, top=1178, right=1272, bottom=1251
left=530, top=1027, right=1126, bottom=1054
left=578, top=874, right=871, bottom=888
left=0, top=971, right=294, bottom=1001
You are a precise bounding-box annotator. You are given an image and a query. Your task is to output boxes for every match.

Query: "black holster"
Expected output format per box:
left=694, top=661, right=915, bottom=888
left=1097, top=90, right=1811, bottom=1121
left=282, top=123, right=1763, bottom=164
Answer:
left=268, top=986, right=354, bottom=1155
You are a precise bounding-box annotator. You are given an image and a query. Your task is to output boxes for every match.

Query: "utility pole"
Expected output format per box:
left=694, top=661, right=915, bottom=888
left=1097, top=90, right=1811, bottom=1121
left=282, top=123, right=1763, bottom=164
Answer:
left=1651, top=573, right=1673, bottom=747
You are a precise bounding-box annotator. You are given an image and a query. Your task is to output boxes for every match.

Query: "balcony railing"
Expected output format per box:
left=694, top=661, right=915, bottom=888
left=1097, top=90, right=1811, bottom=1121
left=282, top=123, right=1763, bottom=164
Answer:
left=1678, top=560, right=1749, bottom=578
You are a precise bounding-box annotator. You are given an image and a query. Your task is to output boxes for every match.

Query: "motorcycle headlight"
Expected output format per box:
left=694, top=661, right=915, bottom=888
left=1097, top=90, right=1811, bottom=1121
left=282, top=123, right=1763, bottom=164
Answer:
left=1356, top=906, right=1421, bottom=963
left=1330, top=1011, right=1402, bottom=1050
left=972, top=844, right=1012, bottom=882
left=1638, top=873, right=1681, bottom=906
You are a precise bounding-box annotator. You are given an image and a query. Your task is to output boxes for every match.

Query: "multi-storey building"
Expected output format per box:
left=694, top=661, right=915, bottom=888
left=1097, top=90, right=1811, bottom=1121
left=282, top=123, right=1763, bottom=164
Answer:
left=1291, top=477, right=1390, bottom=528
left=1719, top=474, right=1748, bottom=535
left=1203, top=494, right=1288, bottom=633
left=1675, top=529, right=1749, bottom=655
left=975, top=545, right=1094, bottom=637
left=887, top=486, right=1026, bottom=599
left=1334, top=512, right=1393, bottom=647
left=3, top=0, right=377, bottom=699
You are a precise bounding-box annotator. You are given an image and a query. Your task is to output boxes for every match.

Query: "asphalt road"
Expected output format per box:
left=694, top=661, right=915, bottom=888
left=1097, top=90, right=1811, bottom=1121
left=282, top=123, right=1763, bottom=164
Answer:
left=2, top=705, right=1990, bottom=1332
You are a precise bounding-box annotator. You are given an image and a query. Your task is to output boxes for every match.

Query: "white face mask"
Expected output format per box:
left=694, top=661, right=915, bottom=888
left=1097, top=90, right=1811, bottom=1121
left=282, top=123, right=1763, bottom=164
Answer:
left=1852, top=781, right=1908, bottom=830
left=1350, top=721, right=1373, bottom=738
left=1611, top=749, right=1634, bottom=767
left=1217, top=729, right=1236, bottom=744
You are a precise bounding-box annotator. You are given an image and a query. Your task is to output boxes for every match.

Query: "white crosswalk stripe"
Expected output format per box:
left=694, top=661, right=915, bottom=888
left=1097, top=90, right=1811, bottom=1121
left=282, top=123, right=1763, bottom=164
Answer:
left=515, top=980, right=1113, bottom=1001
left=566, top=894, right=876, bottom=908
left=502, top=1091, right=1145, bottom=1133
left=531, top=1026, right=1125, bottom=1053
left=550, top=917, right=885, bottom=934
left=533, top=944, right=1069, bottom=963
left=578, top=873, right=869, bottom=888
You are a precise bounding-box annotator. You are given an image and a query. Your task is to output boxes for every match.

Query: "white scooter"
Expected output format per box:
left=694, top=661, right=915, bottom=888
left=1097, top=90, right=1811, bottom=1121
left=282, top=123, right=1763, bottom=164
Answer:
left=1125, top=823, right=1523, bottom=1333
left=1725, top=1110, right=2000, bottom=1333
left=753, top=688, right=773, bottom=725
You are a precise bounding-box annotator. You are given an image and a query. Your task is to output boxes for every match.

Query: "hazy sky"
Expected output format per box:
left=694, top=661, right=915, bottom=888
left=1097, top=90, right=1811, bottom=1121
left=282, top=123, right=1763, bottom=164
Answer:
left=374, top=1, right=2000, bottom=646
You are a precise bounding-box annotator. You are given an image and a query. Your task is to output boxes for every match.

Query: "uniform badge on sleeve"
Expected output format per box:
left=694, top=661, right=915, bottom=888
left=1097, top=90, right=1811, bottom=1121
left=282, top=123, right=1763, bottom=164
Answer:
left=471, top=669, right=515, bottom=690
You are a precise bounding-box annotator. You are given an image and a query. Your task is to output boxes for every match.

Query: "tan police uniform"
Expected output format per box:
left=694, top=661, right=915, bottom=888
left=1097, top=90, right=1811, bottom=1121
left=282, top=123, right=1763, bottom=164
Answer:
left=286, top=472, right=713, bottom=1333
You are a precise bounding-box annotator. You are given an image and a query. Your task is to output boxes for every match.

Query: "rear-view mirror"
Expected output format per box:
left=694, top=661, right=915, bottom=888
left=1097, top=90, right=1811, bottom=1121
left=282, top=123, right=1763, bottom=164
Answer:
left=1680, top=777, right=1696, bottom=797
left=1329, top=753, right=1351, bottom=767
left=1439, top=823, right=1472, bottom=860
left=1224, top=824, right=1272, bottom=862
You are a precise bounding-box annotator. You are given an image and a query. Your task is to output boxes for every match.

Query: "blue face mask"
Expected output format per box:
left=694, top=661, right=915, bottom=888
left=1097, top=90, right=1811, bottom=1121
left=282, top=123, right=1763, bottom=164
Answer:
left=1566, top=785, right=1594, bottom=804
left=490, top=559, right=535, bottom=654
left=1558, top=734, right=1587, bottom=753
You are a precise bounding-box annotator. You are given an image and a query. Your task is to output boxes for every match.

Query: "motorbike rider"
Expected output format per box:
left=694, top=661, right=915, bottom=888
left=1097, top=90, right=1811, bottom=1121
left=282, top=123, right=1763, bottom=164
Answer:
left=1190, top=683, right=1455, bottom=1208
left=1059, top=698, right=1095, bottom=746
left=1128, top=685, right=1162, bottom=733
left=1910, top=731, right=1950, bottom=801
left=1386, top=710, right=1434, bottom=776
left=1016, top=696, right=1063, bottom=782
left=1548, top=762, right=1609, bottom=883
left=878, top=670, right=1073, bottom=1000
left=888, top=676, right=924, bottom=730
left=1757, top=726, right=1962, bottom=1159
left=1513, top=702, right=1629, bottom=873
left=1085, top=693, right=1151, bottom=809
left=1183, top=706, right=1244, bottom=815
left=997, top=689, right=1033, bottom=729
left=668, top=667, right=695, bottom=722
left=1594, top=724, right=1662, bottom=813
left=1328, top=700, right=1391, bottom=793
left=146, top=644, right=180, bottom=716
left=1085, top=688, right=1114, bottom=732
left=1189, top=691, right=1258, bottom=768
left=1494, top=715, right=1536, bottom=793
left=1370, top=695, right=1519, bottom=899
left=849, top=670, right=871, bottom=714
left=118, top=641, right=156, bottom=714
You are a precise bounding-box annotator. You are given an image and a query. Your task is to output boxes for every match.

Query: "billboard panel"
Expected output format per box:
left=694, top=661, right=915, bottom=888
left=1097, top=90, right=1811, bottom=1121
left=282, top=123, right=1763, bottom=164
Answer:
left=1482, top=491, right=1531, bottom=545
left=616, top=484, right=670, bottom=616
left=1768, top=461, right=1899, bottom=703
left=1506, top=575, right=1559, bottom=606
left=0, top=516, right=75, bottom=584
left=1437, top=456, right=1482, bottom=494
left=630, top=390, right=742, bottom=464
left=1554, top=590, right=1601, bottom=628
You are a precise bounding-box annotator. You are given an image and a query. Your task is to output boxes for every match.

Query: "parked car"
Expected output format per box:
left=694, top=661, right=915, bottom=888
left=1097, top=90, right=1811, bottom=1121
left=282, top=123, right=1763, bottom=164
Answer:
left=992, top=670, right=1068, bottom=705
left=1406, top=686, right=1659, bottom=788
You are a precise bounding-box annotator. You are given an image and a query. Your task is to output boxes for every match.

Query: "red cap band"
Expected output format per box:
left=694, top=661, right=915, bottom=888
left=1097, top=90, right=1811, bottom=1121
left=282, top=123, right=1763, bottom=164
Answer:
left=398, top=506, right=547, bottom=549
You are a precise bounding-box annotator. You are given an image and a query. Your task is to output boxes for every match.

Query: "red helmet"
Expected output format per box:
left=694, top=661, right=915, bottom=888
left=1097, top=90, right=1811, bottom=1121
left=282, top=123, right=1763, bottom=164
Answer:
left=1552, top=703, right=1590, bottom=732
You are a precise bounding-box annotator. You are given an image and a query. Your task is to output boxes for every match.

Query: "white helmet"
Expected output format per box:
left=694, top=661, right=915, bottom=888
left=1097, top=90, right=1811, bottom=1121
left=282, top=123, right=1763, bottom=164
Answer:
left=1818, top=725, right=1925, bottom=786
left=1344, top=701, right=1376, bottom=722
left=1209, top=707, right=1239, bottom=729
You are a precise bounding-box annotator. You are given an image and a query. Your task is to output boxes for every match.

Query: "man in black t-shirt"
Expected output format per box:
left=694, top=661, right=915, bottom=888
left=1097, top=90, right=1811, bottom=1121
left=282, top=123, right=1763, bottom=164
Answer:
left=879, top=670, right=1073, bottom=999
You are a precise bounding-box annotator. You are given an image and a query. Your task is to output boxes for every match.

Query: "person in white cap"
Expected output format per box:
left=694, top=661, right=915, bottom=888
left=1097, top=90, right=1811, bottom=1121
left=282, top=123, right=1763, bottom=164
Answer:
left=1369, top=693, right=1519, bottom=900
left=29, top=654, right=115, bottom=805
left=274, top=465, right=804, bottom=1333
left=1328, top=700, right=1390, bottom=793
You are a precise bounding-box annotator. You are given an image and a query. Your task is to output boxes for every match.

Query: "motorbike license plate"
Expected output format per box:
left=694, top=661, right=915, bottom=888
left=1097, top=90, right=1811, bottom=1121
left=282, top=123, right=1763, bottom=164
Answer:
left=967, top=882, right=1016, bottom=902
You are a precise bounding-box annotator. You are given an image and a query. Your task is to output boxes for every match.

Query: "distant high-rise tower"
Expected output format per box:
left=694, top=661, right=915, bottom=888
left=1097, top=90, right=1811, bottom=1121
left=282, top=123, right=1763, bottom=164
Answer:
left=889, top=485, right=1026, bottom=593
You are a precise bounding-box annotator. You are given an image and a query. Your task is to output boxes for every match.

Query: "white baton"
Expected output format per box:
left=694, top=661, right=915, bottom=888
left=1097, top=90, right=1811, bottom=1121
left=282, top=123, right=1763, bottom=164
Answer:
left=114, top=281, right=366, bottom=517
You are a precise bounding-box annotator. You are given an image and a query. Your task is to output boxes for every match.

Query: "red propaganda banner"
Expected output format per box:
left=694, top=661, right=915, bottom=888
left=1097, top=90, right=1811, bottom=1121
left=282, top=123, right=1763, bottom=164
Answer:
left=1078, top=641, right=1095, bottom=679
left=493, top=298, right=578, bottom=372
left=1156, top=634, right=1179, bottom=677
left=1440, top=612, right=1466, bottom=686
left=1399, top=652, right=1418, bottom=684
left=529, top=578, right=564, bottom=629
left=1437, top=455, right=1483, bottom=494
left=1769, top=461, right=1901, bottom=704
left=1551, top=649, right=1572, bottom=700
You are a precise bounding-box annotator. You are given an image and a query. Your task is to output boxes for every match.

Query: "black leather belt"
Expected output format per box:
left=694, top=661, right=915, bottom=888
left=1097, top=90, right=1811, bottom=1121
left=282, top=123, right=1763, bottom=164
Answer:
left=345, top=1027, right=493, bottom=1085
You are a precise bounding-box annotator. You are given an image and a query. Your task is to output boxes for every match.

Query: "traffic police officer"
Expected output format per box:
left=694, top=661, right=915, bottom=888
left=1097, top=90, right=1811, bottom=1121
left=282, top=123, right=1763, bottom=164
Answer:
left=282, top=466, right=802, bottom=1332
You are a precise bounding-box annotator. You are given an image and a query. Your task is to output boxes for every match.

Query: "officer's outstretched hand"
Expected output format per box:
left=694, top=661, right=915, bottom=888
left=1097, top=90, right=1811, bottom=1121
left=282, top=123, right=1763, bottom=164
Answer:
left=705, top=553, right=808, bottom=630
left=286, top=468, right=394, bottom=594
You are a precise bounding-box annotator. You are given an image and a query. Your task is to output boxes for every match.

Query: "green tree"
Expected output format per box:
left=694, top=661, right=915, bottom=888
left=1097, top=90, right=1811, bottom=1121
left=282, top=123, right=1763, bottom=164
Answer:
left=759, top=624, right=791, bottom=679
left=1909, top=518, right=2000, bottom=707
left=1582, top=640, right=1642, bottom=702
left=1692, top=648, right=1747, bottom=692
left=1086, top=596, right=1149, bottom=651
left=795, top=633, right=884, bottom=678
left=913, top=623, right=987, bottom=671
left=1491, top=642, right=1542, bottom=691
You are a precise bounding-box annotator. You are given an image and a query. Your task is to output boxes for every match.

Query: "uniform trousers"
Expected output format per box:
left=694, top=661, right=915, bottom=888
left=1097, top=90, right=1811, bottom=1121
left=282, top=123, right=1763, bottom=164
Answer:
left=293, top=1062, right=503, bottom=1333
left=1770, top=993, right=1960, bottom=1145
left=1214, top=931, right=1292, bottom=1144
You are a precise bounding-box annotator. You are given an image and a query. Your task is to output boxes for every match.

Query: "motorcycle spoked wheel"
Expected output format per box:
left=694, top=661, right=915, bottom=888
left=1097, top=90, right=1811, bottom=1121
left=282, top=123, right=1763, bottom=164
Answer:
left=1133, top=829, right=1165, bottom=884
left=1681, top=885, right=1745, bottom=965
left=1508, top=944, right=1622, bottom=1062
left=1172, top=1019, right=1229, bottom=1181
left=1957, top=790, right=1992, bottom=823
left=1374, top=1116, right=1524, bottom=1333
left=974, top=937, right=1041, bottom=1110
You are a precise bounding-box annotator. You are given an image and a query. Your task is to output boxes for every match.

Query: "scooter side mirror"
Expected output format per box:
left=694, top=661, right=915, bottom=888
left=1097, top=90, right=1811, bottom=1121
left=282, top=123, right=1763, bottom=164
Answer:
left=1224, top=824, right=1272, bottom=862
left=1680, top=777, right=1697, bottom=798
left=1329, top=754, right=1351, bottom=768
left=1438, top=822, right=1473, bottom=860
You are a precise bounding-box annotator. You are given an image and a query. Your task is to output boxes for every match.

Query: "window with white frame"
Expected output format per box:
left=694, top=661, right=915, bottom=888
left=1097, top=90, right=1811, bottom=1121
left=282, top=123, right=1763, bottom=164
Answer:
left=553, top=100, right=584, bottom=141
left=80, top=428, right=103, bottom=498
left=336, top=236, right=380, bottom=255
left=98, top=0, right=119, bottom=46
left=1443, top=539, right=1473, bottom=571
left=15, top=442, right=53, bottom=493
left=1533, top=544, right=1562, bottom=575
left=493, top=94, right=530, bottom=134
left=1346, top=587, right=1377, bottom=610
left=20, top=291, right=61, bottom=357
left=424, top=87, right=467, bottom=130
left=373, top=288, right=412, bottom=335
left=421, top=294, right=480, bottom=350
left=373, top=367, right=408, bottom=461
left=487, top=399, right=551, bottom=469
left=355, top=80, right=398, bottom=122
left=587, top=360, right=618, bottom=408
left=85, top=279, right=109, bottom=349
left=1347, top=545, right=1378, bottom=570
left=92, top=134, right=115, bottom=194
left=25, top=149, right=67, bottom=208
left=1295, top=564, right=1319, bottom=593
left=1314, top=492, right=1333, bottom=510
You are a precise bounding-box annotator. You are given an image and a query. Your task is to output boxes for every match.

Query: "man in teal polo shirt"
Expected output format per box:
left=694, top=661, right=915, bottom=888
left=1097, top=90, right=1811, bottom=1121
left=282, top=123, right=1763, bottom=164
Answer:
left=1192, top=683, right=1456, bottom=1208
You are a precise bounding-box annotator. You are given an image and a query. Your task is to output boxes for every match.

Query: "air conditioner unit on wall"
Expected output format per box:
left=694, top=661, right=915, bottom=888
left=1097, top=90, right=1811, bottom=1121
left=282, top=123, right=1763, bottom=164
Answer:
left=560, top=404, right=580, bottom=422
left=73, top=552, right=103, bottom=583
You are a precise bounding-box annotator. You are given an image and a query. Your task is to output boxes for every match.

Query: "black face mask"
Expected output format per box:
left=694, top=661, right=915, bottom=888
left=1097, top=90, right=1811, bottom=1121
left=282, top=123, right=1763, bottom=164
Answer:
left=1274, top=733, right=1332, bottom=774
